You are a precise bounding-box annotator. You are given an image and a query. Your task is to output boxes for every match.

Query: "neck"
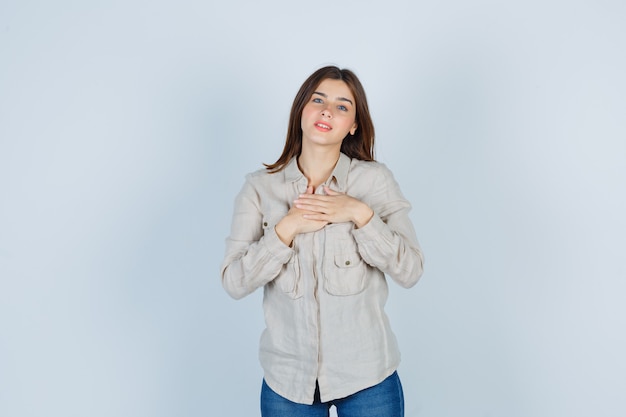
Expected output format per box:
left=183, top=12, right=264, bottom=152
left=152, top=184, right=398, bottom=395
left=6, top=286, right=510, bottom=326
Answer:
left=298, top=144, right=341, bottom=188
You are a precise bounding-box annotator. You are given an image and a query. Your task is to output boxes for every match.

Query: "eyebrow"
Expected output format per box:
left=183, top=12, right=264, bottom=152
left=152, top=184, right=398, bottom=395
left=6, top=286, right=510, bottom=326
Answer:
left=313, top=91, right=354, bottom=106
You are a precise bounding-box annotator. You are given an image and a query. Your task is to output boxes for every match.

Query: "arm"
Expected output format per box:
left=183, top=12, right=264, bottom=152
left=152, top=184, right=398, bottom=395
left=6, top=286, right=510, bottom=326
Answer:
left=352, top=165, right=424, bottom=288
left=220, top=178, right=294, bottom=300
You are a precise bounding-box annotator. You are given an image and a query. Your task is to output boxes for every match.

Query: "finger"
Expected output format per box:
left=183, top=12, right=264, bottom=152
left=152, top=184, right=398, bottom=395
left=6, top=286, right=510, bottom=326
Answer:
left=295, top=202, right=328, bottom=213
left=295, top=195, right=332, bottom=204
left=302, top=213, right=330, bottom=221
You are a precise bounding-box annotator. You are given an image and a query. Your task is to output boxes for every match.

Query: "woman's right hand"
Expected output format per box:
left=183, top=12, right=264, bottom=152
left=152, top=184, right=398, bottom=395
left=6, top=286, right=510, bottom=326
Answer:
left=275, top=185, right=328, bottom=246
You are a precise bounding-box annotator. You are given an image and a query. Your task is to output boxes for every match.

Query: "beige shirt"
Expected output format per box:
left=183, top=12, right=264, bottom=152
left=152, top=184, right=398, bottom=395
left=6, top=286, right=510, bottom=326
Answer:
left=221, top=153, right=424, bottom=404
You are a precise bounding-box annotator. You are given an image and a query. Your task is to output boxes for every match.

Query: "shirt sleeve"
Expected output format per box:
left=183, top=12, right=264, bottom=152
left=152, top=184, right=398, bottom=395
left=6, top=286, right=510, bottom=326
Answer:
left=220, top=176, right=294, bottom=299
left=352, top=164, right=424, bottom=288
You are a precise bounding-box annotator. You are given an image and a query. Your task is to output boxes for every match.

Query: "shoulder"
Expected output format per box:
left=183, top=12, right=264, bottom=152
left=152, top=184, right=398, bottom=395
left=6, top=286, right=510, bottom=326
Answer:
left=237, top=166, right=289, bottom=205
left=245, top=167, right=269, bottom=180
left=244, top=166, right=283, bottom=185
left=349, top=158, right=395, bottom=180
left=233, top=167, right=281, bottom=203
left=347, top=158, right=408, bottom=208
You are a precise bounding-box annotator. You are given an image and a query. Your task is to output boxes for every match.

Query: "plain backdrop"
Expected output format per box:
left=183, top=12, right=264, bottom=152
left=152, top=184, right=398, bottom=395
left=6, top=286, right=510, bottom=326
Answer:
left=1, top=1, right=625, bottom=416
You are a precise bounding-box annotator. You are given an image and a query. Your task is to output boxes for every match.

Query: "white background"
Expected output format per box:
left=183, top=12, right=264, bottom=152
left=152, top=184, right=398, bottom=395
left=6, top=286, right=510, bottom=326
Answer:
left=1, top=1, right=625, bottom=416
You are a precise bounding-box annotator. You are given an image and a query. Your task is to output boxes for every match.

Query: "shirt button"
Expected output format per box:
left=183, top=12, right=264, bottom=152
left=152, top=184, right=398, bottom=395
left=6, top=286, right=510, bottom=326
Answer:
left=345, top=260, right=351, bottom=266
left=263, top=222, right=268, bottom=227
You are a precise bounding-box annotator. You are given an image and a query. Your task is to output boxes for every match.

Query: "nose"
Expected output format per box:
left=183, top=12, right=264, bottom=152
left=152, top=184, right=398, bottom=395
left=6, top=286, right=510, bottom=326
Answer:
left=321, top=108, right=333, bottom=119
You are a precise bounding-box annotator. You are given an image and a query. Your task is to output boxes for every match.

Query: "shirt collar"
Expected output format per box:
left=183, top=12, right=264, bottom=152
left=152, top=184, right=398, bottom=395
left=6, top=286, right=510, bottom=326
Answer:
left=330, top=152, right=350, bottom=191
left=284, top=152, right=350, bottom=192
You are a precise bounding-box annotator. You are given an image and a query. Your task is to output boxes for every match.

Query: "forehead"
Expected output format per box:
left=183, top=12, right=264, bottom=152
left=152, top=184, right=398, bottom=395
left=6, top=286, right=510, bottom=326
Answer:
left=314, top=79, right=355, bottom=101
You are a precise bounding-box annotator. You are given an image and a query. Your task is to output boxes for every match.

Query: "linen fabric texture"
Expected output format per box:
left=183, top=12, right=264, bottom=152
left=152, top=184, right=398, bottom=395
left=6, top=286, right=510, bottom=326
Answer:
left=221, top=153, right=424, bottom=404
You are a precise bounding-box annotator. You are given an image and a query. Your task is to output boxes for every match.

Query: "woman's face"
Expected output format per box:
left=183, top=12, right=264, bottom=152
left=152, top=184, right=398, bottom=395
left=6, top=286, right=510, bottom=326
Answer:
left=300, top=78, right=358, bottom=151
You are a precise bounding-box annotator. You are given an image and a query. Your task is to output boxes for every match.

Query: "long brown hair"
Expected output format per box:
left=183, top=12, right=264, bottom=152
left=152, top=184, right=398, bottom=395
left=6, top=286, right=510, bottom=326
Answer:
left=264, top=66, right=375, bottom=172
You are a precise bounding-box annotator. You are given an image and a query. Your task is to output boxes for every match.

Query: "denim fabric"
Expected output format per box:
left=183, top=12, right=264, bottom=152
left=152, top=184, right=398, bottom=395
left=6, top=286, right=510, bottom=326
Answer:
left=261, top=371, right=404, bottom=417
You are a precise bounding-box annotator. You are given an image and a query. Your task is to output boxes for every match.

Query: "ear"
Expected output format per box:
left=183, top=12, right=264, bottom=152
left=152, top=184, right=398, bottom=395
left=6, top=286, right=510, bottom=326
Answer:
left=350, top=123, right=358, bottom=136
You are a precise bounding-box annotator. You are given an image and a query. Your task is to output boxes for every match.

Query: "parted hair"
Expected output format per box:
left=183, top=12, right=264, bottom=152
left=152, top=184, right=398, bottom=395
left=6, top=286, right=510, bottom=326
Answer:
left=264, top=66, right=375, bottom=172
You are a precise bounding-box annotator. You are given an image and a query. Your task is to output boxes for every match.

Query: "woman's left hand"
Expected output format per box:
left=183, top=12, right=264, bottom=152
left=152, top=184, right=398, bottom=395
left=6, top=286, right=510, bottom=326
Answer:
left=294, top=186, right=374, bottom=228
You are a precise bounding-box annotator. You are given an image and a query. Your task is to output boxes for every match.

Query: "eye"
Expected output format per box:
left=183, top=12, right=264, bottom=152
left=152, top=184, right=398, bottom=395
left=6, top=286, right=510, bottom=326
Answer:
left=337, top=105, right=348, bottom=112
left=312, top=97, right=323, bottom=104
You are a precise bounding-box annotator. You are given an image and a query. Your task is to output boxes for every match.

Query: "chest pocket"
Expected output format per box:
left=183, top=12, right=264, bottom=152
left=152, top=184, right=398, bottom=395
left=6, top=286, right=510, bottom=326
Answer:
left=323, top=222, right=367, bottom=296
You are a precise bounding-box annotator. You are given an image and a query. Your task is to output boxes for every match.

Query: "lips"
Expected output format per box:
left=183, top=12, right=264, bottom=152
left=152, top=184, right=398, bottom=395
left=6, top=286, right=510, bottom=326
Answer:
left=314, top=121, right=332, bottom=131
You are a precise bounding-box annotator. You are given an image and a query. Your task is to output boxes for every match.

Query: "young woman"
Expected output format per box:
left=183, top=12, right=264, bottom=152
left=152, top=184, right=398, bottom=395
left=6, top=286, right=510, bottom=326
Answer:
left=221, top=66, right=424, bottom=417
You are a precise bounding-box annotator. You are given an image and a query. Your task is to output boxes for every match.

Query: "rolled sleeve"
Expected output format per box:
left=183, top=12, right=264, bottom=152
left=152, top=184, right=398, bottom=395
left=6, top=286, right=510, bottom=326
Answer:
left=352, top=167, right=424, bottom=288
left=221, top=178, right=294, bottom=299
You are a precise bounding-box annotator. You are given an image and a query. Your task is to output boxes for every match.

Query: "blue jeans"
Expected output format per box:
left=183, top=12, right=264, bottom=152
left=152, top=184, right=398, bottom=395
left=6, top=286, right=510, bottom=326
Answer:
left=260, top=372, right=404, bottom=417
